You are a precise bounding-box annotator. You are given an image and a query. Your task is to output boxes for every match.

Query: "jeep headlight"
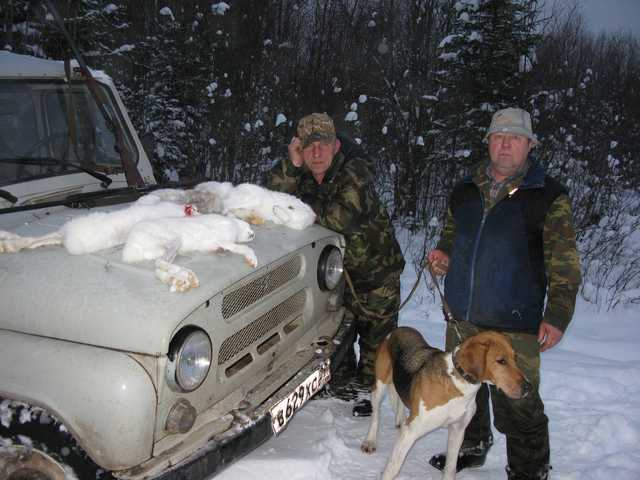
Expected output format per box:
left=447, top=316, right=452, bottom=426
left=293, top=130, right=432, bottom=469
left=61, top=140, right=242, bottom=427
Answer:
left=318, top=246, right=344, bottom=291
left=168, top=328, right=212, bottom=392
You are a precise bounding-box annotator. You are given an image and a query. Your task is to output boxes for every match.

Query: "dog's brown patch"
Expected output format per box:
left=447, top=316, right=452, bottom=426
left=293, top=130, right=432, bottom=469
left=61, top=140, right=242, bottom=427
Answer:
left=374, top=338, right=393, bottom=386
left=408, top=357, right=463, bottom=421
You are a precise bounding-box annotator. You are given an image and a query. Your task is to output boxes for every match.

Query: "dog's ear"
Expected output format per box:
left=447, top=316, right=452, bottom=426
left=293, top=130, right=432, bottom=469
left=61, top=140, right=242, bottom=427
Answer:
left=458, top=337, right=491, bottom=382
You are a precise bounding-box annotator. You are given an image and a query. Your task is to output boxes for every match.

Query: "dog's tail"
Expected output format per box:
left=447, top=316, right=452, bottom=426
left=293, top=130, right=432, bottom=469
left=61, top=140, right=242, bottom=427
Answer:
left=389, top=327, right=436, bottom=376
left=399, top=349, right=435, bottom=375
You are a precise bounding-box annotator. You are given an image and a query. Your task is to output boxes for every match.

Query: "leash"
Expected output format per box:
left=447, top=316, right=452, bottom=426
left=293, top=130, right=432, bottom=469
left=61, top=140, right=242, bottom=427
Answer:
left=342, top=250, right=427, bottom=320
left=341, top=254, right=463, bottom=344
left=343, top=268, right=421, bottom=320
left=424, top=260, right=464, bottom=342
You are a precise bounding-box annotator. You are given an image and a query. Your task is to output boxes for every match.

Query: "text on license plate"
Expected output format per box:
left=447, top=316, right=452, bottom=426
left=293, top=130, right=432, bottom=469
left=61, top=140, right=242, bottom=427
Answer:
left=270, top=359, right=331, bottom=434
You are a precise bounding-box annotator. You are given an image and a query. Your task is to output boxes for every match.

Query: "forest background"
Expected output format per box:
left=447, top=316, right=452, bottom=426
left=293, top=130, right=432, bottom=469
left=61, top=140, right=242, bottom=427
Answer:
left=2, top=0, right=639, bottom=307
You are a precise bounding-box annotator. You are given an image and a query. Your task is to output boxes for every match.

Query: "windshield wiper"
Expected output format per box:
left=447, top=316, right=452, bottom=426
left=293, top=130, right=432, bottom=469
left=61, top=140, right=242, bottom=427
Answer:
left=0, top=181, right=197, bottom=214
left=0, top=157, right=112, bottom=188
left=0, top=189, right=17, bottom=204
left=0, top=185, right=152, bottom=214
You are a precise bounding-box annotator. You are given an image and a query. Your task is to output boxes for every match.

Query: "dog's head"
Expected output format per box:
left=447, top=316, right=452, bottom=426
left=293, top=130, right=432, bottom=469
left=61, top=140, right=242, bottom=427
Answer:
left=455, top=331, right=531, bottom=399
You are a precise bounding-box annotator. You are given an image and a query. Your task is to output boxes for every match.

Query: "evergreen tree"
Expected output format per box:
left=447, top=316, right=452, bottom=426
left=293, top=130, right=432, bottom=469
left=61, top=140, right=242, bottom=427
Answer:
left=1, top=0, right=46, bottom=56
left=126, top=5, right=186, bottom=182
left=432, top=0, right=541, bottom=175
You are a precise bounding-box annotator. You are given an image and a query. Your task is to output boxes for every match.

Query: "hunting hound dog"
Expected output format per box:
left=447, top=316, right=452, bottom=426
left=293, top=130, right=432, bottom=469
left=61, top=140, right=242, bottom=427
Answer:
left=361, top=326, right=531, bottom=480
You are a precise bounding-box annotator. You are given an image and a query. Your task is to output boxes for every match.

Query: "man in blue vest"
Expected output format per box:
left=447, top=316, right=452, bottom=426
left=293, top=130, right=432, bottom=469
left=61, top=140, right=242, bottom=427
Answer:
left=427, top=108, right=581, bottom=480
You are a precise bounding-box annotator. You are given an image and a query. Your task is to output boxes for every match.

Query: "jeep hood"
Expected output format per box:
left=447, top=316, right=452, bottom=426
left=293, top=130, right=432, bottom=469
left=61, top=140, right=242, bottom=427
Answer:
left=0, top=205, right=338, bottom=356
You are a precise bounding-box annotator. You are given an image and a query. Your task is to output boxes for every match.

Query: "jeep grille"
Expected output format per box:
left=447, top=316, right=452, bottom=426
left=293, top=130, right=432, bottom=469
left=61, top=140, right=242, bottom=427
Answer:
left=218, top=289, right=306, bottom=365
left=221, top=256, right=302, bottom=319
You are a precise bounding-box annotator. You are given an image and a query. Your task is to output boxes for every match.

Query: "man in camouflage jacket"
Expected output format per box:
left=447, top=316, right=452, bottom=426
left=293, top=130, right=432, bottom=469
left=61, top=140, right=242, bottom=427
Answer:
left=269, top=113, right=405, bottom=416
left=427, top=108, right=581, bottom=480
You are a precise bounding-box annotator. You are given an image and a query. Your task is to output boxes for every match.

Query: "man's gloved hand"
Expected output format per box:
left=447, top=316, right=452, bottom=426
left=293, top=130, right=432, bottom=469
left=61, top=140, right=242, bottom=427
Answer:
left=427, top=249, right=450, bottom=276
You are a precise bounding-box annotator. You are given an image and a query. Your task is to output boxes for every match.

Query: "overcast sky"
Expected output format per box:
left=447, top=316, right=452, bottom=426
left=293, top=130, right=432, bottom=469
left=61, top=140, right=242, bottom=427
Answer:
left=575, top=0, right=639, bottom=35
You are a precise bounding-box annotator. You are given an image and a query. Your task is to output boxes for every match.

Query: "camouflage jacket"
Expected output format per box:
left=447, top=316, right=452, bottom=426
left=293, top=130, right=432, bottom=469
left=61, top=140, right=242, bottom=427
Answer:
left=268, top=142, right=405, bottom=292
left=437, top=160, right=581, bottom=333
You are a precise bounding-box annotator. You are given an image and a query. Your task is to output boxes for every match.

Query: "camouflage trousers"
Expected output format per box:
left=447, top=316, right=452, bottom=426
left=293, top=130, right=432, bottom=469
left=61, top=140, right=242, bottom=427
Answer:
left=330, top=271, right=401, bottom=396
left=446, top=320, right=550, bottom=477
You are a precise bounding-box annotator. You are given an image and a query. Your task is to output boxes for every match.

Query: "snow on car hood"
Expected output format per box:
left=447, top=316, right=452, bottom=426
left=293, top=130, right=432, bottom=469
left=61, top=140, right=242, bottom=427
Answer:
left=0, top=204, right=337, bottom=355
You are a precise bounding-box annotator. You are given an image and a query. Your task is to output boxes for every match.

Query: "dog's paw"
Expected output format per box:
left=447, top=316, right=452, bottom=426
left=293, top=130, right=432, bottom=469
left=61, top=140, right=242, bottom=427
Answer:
left=155, top=260, right=200, bottom=292
left=360, top=441, right=377, bottom=454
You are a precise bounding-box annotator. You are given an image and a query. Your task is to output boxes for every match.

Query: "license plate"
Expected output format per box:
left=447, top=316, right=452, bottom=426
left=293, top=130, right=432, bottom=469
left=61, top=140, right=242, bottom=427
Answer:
left=270, top=359, right=331, bottom=434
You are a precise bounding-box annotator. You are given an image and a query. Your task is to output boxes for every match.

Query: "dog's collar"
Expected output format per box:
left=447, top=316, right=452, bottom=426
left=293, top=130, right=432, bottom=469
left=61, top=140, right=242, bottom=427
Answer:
left=452, top=347, right=479, bottom=385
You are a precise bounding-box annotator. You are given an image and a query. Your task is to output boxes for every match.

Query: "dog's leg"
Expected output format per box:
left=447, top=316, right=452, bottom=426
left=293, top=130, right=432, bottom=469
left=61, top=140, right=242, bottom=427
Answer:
left=381, top=411, right=438, bottom=480
left=217, top=242, right=258, bottom=268
left=361, top=379, right=388, bottom=454
left=442, top=405, right=477, bottom=480
left=0, top=231, right=63, bottom=253
left=389, top=385, right=405, bottom=428
left=442, top=421, right=467, bottom=480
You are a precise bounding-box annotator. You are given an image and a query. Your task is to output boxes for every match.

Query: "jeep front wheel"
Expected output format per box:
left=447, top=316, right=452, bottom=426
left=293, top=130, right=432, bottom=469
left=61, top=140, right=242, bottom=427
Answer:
left=0, top=400, right=114, bottom=480
left=0, top=446, right=66, bottom=480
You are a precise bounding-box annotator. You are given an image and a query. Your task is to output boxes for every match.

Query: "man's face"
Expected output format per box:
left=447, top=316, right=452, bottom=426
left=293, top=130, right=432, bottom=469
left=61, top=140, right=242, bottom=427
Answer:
left=301, top=139, right=340, bottom=180
left=488, top=133, right=533, bottom=180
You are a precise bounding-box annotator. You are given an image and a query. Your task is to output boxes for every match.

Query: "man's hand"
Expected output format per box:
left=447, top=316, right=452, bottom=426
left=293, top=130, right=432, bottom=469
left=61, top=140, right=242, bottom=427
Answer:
left=288, top=137, right=304, bottom=168
left=538, top=321, right=563, bottom=352
left=427, top=249, right=450, bottom=276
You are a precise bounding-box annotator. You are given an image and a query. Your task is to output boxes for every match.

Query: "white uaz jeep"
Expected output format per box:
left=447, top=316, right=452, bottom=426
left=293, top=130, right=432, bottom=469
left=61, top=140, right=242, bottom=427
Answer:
left=0, top=52, right=351, bottom=480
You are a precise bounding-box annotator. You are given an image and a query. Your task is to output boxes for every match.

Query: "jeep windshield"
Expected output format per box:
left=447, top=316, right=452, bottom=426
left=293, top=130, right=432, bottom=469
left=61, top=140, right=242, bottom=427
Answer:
left=0, top=80, right=137, bottom=188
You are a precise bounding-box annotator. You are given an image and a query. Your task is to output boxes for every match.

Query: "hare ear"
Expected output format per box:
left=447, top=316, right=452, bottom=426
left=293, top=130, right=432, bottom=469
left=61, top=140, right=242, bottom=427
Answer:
left=272, top=204, right=291, bottom=224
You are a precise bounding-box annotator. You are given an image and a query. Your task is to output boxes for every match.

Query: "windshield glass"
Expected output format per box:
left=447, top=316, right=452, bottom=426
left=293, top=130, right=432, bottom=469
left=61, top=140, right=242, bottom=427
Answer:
left=0, top=80, right=137, bottom=187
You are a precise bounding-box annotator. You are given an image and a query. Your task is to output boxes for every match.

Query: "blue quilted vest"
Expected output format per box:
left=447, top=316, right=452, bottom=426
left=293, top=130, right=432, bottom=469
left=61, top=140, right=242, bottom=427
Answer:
left=444, top=161, right=566, bottom=333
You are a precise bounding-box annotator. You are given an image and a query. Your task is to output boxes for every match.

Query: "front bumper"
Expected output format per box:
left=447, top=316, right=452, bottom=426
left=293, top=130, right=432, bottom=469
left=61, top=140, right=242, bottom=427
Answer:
left=149, top=312, right=355, bottom=480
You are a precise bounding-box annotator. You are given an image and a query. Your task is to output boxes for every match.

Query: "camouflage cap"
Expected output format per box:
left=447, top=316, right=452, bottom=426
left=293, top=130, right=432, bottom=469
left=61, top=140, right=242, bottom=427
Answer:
left=484, top=107, right=538, bottom=145
left=297, top=113, right=336, bottom=147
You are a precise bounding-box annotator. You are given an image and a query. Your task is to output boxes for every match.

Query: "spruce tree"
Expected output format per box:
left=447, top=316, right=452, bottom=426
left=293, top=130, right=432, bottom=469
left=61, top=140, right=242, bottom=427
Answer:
left=433, top=0, right=541, bottom=177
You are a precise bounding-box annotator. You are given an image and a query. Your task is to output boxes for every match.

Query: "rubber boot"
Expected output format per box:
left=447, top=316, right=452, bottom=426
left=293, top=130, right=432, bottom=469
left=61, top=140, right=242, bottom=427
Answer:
left=506, top=464, right=552, bottom=480
left=428, top=434, right=494, bottom=472
left=352, top=399, right=372, bottom=417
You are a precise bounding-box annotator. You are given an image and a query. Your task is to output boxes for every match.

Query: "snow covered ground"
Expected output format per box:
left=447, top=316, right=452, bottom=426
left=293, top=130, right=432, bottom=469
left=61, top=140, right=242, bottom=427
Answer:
left=216, top=233, right=640, bottom=480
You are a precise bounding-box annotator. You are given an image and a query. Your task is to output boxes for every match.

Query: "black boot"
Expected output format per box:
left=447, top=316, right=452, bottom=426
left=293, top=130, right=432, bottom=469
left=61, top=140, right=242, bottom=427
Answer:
left=428, top=434, right=494, bottom=472
left=506, top=464, right=552, bottom=480
left=350, top=369, right=373, bottom=416
left=352, top=398, right=372, bottom=417
left=324, top=345, right=359, bottom=401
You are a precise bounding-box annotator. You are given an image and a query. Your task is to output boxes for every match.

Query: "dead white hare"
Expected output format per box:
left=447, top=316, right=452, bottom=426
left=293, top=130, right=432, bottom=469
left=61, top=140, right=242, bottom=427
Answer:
left=0, top=183, right=316, bottom=292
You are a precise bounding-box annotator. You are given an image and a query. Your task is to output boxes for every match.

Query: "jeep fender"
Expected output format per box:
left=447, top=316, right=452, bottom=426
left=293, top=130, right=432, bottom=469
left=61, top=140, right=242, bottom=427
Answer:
left=0, top=330, right=157, bottom=470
